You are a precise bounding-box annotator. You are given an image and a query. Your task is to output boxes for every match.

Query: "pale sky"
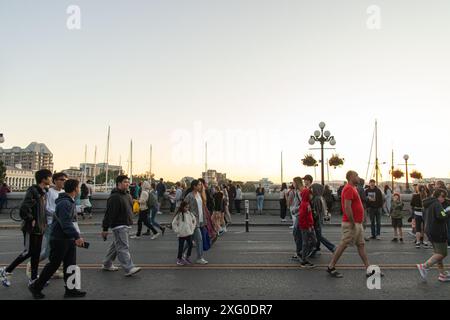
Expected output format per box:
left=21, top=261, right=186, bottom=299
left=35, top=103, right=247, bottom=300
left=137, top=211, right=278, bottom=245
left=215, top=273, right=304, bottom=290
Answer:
left=1, top=0, right=449, bottom=183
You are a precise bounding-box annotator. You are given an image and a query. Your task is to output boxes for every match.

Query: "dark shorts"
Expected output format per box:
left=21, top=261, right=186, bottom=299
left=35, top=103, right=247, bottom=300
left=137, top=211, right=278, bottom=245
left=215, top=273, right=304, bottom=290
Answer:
left=415, top=215, right=424, bottom=233
left=432, top=242, right=448, bottom=257
left=391, top=218, right=403, bottom=228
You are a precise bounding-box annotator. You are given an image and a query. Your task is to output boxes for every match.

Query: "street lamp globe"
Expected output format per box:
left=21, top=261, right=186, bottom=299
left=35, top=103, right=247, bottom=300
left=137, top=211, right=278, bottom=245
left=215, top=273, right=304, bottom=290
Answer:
left=324, top=130, right=331, bottom=138
left=319, top=122, right=326, bottom=130
left=403, top=154, right=409, bottom=161
left=314, top=130, right=321, bottom=138
left=330, top=139, right=336, bottom=146
left=308, top=137, right=316, bottom=145
left=0, top=133, right=4, bottom=144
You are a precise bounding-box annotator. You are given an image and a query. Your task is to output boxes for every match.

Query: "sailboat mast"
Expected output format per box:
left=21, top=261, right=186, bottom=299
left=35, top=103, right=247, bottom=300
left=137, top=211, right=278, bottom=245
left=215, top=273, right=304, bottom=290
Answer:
left=130, top=140, right=133, bottom=183
left=391, top=149, right=394, bottom=191
left=205, top=142, right=208, bottom=183
left=93, top=145, right=97, bottom=192
left=375, top=120, right=379, bottom=185
left=149, top=144, right=152, bottom=184
left=105, top=126, right=110, bottom=192
left=281, top=151, right=283, bottom=184
left=83, top=145, right=87, bottom=184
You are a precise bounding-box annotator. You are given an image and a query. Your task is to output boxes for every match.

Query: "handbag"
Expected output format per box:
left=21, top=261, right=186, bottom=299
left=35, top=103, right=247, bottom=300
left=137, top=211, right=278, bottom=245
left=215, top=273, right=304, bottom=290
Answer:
left=201, top=226, right=211, bottom=251
left=132, top=201, right=140, bottom=214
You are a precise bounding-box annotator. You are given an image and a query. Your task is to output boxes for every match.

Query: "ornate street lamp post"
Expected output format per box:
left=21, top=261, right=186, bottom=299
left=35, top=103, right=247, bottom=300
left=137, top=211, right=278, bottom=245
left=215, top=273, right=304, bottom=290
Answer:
left=403, top=154, right=410, bottom=192
left=308, top=122, right=336, bottom=186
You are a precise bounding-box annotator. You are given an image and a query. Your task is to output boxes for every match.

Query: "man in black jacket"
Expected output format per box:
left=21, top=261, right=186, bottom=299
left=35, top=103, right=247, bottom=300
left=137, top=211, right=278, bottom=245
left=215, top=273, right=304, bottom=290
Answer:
left=28, top=179, right=87, bottom=299
left=0, top=169, right=52, bottom=287
left=101, top=175, right=141, bottom=277
left=365, top=180, right=383, bottom=240
left=417, top=189, right=450, bottom=282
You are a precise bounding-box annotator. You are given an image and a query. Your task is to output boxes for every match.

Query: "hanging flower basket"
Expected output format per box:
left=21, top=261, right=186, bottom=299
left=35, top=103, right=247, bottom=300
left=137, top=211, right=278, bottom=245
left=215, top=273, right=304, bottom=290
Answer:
left=392, top=169, right=404, bottom=180
left=301, top=154, right=317, bottom=167
left=329, top=154, right=344, bottom=169
left=410, top=171, right=423, bottom=180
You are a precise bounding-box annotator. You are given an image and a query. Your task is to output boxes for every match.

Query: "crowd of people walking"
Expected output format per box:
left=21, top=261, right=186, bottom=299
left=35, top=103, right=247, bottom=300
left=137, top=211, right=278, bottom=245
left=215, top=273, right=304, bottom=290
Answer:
left=0, top=168, right=449, bottom=299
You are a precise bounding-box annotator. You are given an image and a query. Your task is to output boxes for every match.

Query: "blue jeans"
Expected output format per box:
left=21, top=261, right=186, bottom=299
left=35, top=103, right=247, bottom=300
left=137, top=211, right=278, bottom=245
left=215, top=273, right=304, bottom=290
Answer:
left=256, top=195, right=264, bottom=213
left=314, top=225, right=336, bottom=252
left=447, top=218, right=450, bottom=246
left=148, top=206, right=162, bottom=231
left=292, top=216, right=303, bottom=256
left=183, top=227, right=203, bottom=260
left=39, top=222, right=54, bottom=261
left=368, top=207, right=382, bottom=237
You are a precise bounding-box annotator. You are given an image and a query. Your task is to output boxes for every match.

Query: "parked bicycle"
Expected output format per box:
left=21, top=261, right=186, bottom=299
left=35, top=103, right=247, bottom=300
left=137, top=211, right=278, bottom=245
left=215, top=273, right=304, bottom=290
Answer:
left=10, top=206, right=21, bottom=222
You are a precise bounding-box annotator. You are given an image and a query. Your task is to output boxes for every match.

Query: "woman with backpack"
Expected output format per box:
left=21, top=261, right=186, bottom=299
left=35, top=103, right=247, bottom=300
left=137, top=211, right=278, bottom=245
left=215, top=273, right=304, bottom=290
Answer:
left=80, top=183, right=93, bottom=219
left=172, top=201, right=196, bottom=266
left=131, top=181, right=159, bottom=239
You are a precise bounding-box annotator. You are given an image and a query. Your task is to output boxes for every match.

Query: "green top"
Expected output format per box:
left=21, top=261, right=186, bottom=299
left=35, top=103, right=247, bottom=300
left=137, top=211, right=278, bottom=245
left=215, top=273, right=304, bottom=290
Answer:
left=390, top=200, right=404, bottom=219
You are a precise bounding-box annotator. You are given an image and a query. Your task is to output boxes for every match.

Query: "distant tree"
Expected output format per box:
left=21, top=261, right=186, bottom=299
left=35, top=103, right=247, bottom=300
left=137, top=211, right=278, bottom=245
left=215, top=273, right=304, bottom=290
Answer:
left=233, top=181, right=244, bottom=187
left=95, top=170, right=120, bottom=184
left=242, top=182, right=256, bottom=193
left=0, top=160, right=6, bottom=184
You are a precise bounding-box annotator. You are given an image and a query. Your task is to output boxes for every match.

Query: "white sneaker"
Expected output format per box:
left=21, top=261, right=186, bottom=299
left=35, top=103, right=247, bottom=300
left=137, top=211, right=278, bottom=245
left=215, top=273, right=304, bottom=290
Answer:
left=439, top=272, right=450, bottom=282
left=157, top=211, right=163, bottom=215
left=195, top=258, right=208, bottom=265
left=102, top=265, right=119, bottom=272
left=151, top=233, right=161, bottom=240
left=375, top=236, right=381, bottom=240
left=289, top=225, right=294, bottom=229
left=281, top=219, right=287, bottom=222
left=26, top=262, right=31, bottom=279
left=125, top=267, right=141, bottom=277
left=0, top=267, right=11, bottom=287
left=417, top=263, right=429, bottom=282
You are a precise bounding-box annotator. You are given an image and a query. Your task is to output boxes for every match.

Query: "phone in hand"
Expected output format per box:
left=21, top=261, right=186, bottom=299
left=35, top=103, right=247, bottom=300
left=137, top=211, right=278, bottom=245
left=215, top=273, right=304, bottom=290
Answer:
left=82, top=242, right=90, bottom=249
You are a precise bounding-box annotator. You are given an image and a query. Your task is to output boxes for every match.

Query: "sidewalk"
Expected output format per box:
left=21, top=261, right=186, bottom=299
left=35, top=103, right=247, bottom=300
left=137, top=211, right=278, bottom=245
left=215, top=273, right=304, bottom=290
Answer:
left=0, top=211, right=410, bottom=229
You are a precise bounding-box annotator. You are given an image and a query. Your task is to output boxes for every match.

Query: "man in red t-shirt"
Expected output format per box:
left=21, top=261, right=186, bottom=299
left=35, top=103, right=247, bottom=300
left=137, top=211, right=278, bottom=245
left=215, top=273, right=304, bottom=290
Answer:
left=326, top=171, right=376, bottom=278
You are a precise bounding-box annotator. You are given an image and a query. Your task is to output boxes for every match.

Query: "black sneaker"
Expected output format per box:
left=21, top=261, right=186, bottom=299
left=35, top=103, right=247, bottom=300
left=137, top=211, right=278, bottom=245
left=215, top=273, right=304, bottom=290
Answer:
left=300, top=261, right=316, bottom=269
left=415, top=242, right=421, bottom=249
left=370, top=236, right=376, bottom=240
left=327, top=267, right=343, bottom=278
left=64, top=288, right=87, bottom=298
left=399, top=238, right=404, bottom=243
left=366, top=270, right=385, bottom=278
left=28, top=283, right=45, bottom=300
left=391, top=238, right=398, bottom=242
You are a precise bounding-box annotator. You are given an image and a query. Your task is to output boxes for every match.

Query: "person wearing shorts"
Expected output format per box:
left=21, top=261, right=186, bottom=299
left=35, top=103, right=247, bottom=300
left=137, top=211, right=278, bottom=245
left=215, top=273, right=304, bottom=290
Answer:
left=417, top=189, right=450, bottom=283
left=327, top=171, right=378, bottom=279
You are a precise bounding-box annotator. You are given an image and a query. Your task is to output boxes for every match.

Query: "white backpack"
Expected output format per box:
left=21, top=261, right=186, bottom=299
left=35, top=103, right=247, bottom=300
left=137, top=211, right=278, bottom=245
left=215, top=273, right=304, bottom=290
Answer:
left=172, top=211, right=196, bottom=238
